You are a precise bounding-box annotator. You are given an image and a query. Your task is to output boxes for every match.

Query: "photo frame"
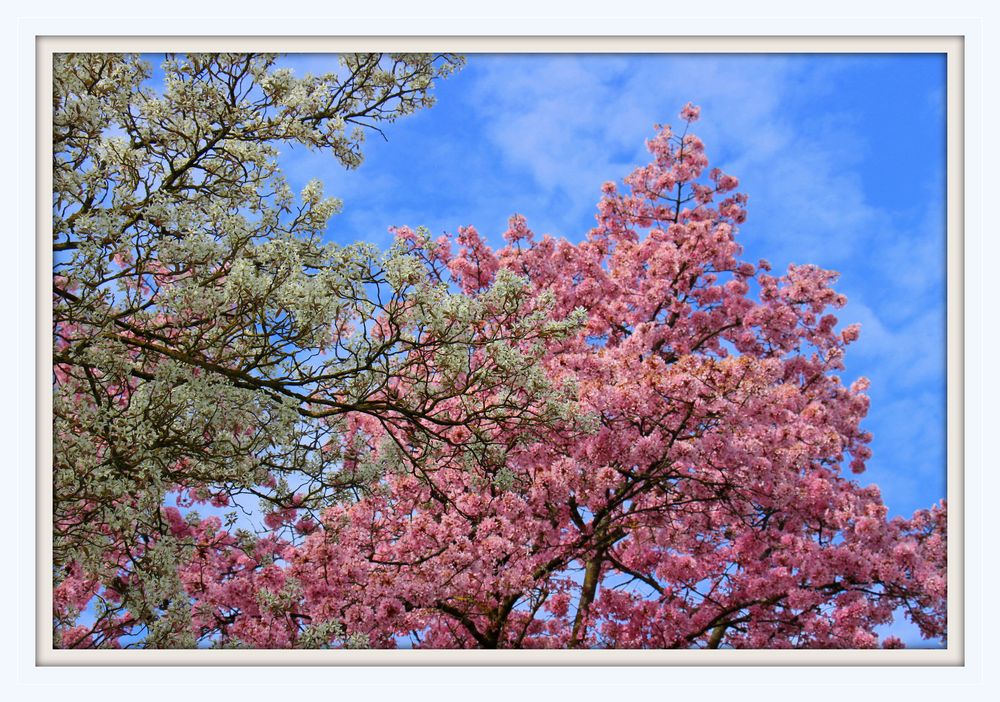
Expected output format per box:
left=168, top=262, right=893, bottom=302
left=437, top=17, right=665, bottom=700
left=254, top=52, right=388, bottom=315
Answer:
left=11, top=6, right=994, bottom=699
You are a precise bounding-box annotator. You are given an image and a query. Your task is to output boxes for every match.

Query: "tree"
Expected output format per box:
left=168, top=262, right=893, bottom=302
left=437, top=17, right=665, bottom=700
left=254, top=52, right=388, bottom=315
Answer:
left=53, top=56, right=946, bottom=649
left=238, top=105, right=944, bottom=650
left=52, top=52, right=584, bottom=648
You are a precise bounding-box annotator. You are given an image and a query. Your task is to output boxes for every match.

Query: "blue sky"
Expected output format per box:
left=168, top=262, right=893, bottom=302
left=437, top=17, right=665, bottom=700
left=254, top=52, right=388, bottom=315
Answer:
left=277, top=53, right=948, bottom=523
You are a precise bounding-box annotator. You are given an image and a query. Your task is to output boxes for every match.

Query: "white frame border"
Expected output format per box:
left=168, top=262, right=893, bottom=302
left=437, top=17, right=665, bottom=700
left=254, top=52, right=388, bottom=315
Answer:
left=8, top=5, right=994, bottom=699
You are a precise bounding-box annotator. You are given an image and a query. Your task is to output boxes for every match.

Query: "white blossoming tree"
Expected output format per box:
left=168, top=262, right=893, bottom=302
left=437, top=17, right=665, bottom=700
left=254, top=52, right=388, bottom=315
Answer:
left=52, top=53, right=583, bottom=647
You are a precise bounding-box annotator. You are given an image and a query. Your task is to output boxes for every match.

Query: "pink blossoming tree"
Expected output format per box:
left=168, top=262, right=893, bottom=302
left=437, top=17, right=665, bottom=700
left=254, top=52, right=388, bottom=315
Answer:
left=53, top=54, right=946, bottom=650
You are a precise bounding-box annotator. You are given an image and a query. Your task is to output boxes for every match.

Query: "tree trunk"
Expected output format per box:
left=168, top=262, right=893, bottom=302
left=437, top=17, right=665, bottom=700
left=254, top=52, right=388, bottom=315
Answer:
left=569, top=552, right=604, bottom=648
